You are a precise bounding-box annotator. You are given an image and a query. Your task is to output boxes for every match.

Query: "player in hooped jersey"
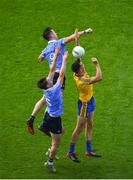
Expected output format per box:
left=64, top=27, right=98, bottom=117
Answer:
left=27, top=27, right=93, bottom=134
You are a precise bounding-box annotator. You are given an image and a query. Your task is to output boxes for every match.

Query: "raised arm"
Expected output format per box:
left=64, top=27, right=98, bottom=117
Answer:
left=57, top=51, right=68, bottom=84
left=74, top=28, right=80, bottom=46
left=64, top=28, right=93, bottom=44
left=48, top=47, right=60, bottom=78
left=79, top=58, right=102, bottom=84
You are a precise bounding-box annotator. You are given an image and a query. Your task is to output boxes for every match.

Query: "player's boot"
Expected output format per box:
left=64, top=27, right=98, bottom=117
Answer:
left=44, top=161, right=56, bottom=172
left=67, top=153, right=80, bottom=163
left=27, top=116, right=35, bottom=135
left=85, top=151, right=102, bottom=157
left=45, top=148, right=59, bottom=160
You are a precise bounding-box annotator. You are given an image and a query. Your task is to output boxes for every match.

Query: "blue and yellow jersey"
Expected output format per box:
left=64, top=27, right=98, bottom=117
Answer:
left=73, top=72, right=93, bottom=102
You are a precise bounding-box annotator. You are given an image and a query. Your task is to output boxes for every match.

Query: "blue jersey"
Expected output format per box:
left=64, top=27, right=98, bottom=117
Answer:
left=44, top=81, right=63, bottom=116
left=41, top=38, right=66, bottom=72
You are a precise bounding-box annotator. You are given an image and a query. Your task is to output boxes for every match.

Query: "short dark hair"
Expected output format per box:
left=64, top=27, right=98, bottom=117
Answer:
left=42, top=27, right=52, bottom=40
left=71, top=58, right=81, bottom=73
left=37, top=77, right=48, bottom=90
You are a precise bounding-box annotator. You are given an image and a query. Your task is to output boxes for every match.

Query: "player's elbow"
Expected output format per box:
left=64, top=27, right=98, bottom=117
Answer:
left=93, top=74, right=102, bottom=83
left=38, top=55, right=44, bottom=61
left=65, top=35, right=74, bottom=43
left=98, top=74, right=102, bottom=81
left=38, top=55, right=41, bottom=60
left=97, top=74, right=102, bottom=81
left=96, top=70, right=102, bottom=80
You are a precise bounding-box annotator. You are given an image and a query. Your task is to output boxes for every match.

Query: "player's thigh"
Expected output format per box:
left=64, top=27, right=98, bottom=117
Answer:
left=76, top=101, right=87, bottom=129
left=78, top=100, right=88, bottom=118
left=39, top=112, right=50, bottom=130
left=86, top=111, right=94, bottom=127
left=75, top=116, right=86, bottom=131
left=49, top=116, right=62, bottom=135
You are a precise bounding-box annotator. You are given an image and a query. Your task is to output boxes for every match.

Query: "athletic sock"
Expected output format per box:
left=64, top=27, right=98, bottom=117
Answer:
left=68, top=143, right=75, bottom=154
left=86, top=140, right=92, bottom=152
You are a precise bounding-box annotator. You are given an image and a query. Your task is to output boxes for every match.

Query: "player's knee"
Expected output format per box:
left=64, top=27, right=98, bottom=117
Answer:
left=87, top=122, right=93, bottom=130
left=72, top=127, right=81, bottom=137
left=78, top=121, right=85, bottom=131
left=52, top=142, right=59, bottom=151
left=50, top=146, right=57, bottom=155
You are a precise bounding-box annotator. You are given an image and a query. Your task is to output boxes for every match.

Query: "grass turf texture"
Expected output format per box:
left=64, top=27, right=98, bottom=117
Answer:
left=0, top=0, right=133, bottom=178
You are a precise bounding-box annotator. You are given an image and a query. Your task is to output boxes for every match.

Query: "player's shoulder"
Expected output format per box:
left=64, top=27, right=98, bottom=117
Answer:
left=57, top=38, right=65, bottom=45
left=41, top=45, right=48, bottom=54
left=73, top=73, right=77, bottom=79
left=49, top=81, right=61, bottom=92
left=73, top=73, right=79, bottom=82
left=84, top=72, right=90, bottom=78
left=57, top=37, right=64, bottom=41
left=41, top=42, right=54, bottom=55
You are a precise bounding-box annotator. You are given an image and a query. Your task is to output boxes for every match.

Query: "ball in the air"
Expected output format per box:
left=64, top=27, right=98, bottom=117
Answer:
left=72, top=46, right=85, bottom=58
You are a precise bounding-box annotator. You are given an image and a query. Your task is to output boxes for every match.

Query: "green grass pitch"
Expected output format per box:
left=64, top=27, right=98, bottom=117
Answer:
left=0, top=0, right=133, bottom=178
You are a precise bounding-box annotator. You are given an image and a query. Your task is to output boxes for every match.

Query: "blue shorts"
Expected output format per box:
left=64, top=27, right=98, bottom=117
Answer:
left=78, top=96, right=95, bottom=118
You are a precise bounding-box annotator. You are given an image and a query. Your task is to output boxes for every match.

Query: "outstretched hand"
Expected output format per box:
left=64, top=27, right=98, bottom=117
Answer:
left=84, top=28, right=93, bottom=34
left=91, top=57, right=99, bottom=65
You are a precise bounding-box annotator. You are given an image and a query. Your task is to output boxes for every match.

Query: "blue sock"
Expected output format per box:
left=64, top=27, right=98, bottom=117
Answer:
left=86, top=140, right=92, bottom=152
left=68, top=143, right=75, bottom=154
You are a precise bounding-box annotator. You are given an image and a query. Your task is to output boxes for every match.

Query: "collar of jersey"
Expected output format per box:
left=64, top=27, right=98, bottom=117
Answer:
left=48, top=40, right=57, bottom=44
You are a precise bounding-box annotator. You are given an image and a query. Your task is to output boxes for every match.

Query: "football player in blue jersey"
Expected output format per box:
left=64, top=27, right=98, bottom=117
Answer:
left=27, top=27, right=93, bottom=135
left=37, top=48, right=68, bottom=172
